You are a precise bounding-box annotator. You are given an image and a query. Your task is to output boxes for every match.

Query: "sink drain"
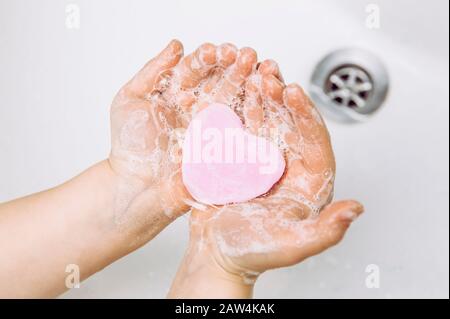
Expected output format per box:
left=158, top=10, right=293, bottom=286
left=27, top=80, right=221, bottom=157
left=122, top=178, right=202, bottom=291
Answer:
left=310, top=48, right=389, bottom=122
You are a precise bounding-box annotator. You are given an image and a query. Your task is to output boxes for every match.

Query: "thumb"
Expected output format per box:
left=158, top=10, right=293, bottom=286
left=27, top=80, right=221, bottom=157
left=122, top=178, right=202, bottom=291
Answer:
left=123, top=39, right=184, bottom=99
left=292, top=200, right=364, bottom=261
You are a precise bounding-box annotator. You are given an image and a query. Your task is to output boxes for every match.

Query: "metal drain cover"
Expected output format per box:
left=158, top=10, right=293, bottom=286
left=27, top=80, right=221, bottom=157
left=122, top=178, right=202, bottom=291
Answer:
left=310, top=48, right=389, bottom=122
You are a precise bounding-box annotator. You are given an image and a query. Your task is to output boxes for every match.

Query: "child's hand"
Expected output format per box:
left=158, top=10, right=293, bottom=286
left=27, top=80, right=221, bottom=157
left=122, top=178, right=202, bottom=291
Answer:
left=108, top=40, right=263, bottom=245
left=168, top=66, right=363, bottom=298
left=108, top=40, right=188, bottom=230
left=1, top=40, right=264, bottom=297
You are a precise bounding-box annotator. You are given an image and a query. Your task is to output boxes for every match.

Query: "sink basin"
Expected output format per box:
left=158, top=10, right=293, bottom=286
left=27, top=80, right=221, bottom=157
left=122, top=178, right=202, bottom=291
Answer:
left=0, top=0, right=448, bottom=299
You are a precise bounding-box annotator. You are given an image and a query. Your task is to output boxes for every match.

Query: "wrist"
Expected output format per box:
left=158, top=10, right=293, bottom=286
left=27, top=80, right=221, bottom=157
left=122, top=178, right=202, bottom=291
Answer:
left=107, top=156, right=191, bottom=219
left=60, top=160, right=132, bottom=260
left=168, top=243, right=257, bottom=299
left=92, top=160, right=181, bottom=251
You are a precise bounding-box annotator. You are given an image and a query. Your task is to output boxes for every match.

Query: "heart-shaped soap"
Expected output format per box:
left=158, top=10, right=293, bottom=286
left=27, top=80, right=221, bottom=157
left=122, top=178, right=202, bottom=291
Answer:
left=182, top=103, right=286, bottom=205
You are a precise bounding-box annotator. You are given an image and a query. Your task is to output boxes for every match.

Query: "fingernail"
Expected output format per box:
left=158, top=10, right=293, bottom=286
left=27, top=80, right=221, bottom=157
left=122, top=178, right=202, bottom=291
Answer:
left=270, top=74, right=285, bottom=88
left=349, top=201, right=365, bottom=214
left=339, top=210, right=359, bottom=222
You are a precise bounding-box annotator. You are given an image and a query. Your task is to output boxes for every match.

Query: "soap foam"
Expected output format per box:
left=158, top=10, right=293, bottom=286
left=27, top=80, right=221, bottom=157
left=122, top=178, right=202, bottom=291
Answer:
left=114, top=49, right=335, bottom=267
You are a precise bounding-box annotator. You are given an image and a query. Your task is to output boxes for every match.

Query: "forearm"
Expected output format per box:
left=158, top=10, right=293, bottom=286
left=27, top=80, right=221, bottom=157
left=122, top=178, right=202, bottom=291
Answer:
left=168, top=246, right=255, bottom=299
left=0, top=160, right=171, bottom=298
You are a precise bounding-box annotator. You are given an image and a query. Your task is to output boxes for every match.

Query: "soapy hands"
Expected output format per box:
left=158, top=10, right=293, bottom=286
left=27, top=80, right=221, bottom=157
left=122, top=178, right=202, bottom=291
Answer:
left=108, top=40, right=261, bottom=234
left=188, top=86, right=363, bottom=271
left=0, top=40, right=363, bottom=298
left=109, top=39, right=363, bottom=296
left=0, top=40, right=266, bottom=297
left=167, top=41, right=364, bottom=298
left=108, top=40, right=189, bottom=235
left=108, top=40, right=294, bottom=244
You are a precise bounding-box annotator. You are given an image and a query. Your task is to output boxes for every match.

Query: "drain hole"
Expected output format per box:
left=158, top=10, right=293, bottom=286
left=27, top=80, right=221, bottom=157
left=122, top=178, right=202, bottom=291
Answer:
left=309, top=48, right=389, bottom=121
left=358, top=91, right=368, bottom=99
left=324, top=65, right=373, bottom=109
left=334, top=97, right=343, bottom=104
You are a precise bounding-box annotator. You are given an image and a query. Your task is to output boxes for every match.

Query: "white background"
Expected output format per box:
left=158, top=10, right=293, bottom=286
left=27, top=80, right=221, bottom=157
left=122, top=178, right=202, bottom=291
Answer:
left=0, top=0, right=448, bottom=298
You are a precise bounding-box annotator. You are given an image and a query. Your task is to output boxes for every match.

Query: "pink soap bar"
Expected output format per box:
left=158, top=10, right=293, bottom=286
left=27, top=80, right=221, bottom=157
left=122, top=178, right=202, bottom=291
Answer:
left=182, top=103, right=286, bottom=205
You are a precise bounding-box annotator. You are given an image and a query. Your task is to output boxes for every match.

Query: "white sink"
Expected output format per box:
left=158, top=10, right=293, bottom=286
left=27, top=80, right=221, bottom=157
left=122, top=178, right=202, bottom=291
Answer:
left=0, top=0, right=448, bottom=298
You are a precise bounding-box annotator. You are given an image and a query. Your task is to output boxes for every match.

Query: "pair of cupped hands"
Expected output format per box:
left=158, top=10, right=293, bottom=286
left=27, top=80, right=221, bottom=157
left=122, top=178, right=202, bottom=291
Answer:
left=108, top=40, right=363, bottom=297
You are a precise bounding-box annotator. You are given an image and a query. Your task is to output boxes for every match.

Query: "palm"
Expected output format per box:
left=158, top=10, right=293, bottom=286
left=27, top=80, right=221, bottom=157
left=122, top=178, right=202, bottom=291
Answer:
left=107, top=40, right=362, bottom=270
left=190, top=73, right=362, bottom=274
left=109, top=40, right=259, bottom=220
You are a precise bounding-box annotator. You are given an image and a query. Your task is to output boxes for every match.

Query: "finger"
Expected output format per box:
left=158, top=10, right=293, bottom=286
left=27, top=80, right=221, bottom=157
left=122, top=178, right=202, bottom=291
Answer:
left=283, top=83, right=335, bottom=174
left=217, top=43, right=238, bottom=68
left=285, top=200, right=364, bottom=262
left=213, top=47, right=257, bottom=105
left=262, top=74, right=284, bottom=105
left=194, top=44, right=238, bottom=113
left=242, top=74, right=264, bottom=134
left=199, top=43, right=237, bottom=97
left=261, top=75, right=295, bottom=147
left=283, top=83, right=328, bottom=143
left=123, top=39, right=183, bottom=99
left=174, top=42, right=217, bottom=89
left=258, top=59, right=283, bottom=82
left=201, top=68, right=224, bottom=95
left=192, top=43, right=237, bottom=112
left=305, top=200, right=364, bottom=251
left=168, top=89, right=197, bottom=125
left=191, top=68, right=224, bottom=115
left=261, top=74, right=286, bottom=129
